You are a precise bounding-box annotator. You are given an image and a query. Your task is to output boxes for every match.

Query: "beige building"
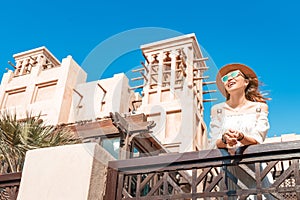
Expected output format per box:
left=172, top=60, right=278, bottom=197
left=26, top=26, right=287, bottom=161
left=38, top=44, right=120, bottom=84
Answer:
left=0, top=47, right=137, bottom=125
left=264, top=133, right=300, bottom=143
left=136, top=34, right=210, bottom=152
left=0, top=34, right=211, bottom=154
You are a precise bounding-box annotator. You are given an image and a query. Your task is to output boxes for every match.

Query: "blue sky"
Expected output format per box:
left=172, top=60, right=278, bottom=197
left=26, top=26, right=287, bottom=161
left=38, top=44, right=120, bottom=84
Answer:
left=0, top=0, right=299, bottom=137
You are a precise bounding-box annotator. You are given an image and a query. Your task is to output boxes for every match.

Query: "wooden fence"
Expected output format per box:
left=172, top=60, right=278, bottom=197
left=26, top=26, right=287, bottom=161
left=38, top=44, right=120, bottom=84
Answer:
left=105, top=141, right=300, bottom=200
left=0, top=172, right=21, bottom=200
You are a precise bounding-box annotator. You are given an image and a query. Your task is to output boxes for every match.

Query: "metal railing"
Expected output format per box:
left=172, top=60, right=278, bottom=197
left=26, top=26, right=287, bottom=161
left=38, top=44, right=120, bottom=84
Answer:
left=105, top=140, right=300, bottom=200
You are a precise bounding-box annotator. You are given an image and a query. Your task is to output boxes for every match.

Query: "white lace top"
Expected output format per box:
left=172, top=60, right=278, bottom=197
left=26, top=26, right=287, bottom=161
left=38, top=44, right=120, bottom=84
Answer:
left=209, top=101, right=270, bottom=149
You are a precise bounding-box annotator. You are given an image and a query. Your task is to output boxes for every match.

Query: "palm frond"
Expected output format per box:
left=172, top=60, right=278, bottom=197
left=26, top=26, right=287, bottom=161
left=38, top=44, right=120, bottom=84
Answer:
left=0, top=112, right=81, bottom=173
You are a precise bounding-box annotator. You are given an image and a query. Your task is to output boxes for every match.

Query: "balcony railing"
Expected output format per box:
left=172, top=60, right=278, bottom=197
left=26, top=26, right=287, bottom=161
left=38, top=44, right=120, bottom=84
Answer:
left=0, top=172, right=21, bottom=200
left=105, top=140, right=300, bottom=200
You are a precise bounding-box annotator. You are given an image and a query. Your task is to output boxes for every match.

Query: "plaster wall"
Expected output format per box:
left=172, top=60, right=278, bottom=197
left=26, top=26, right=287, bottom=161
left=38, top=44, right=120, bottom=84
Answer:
left=0, top=47, right=87, bottom=125
left=17, top=143, right=115, bottom=200
left=137, top=34, right=208, bottom=153
left=69, top=73, right=136, bottom=122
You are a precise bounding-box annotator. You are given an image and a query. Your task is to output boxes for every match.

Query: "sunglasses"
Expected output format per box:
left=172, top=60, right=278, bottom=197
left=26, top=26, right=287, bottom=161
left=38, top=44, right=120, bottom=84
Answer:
left=221, top=70, right=245, bottom=83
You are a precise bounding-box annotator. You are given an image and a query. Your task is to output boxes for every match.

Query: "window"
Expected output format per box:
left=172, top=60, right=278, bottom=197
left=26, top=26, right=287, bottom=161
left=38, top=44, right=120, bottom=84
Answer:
left=32, top=80, right=57, bottom=103
left=2, top=87, right=27, bottom=108
left=101, top=137, right=120, bottom=159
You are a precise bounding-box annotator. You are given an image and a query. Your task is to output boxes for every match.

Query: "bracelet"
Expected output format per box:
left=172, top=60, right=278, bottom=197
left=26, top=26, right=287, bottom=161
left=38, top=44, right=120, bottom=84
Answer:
left=221, top=134, right=227, bottom=144
left=237, top=132, right=244, bottom=141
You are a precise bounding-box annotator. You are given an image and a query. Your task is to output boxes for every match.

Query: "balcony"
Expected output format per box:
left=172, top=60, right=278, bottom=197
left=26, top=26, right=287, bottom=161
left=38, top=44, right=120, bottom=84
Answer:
left=104, top=140, right=300, bottom=200
left=1, top=140, right=300, bottom=199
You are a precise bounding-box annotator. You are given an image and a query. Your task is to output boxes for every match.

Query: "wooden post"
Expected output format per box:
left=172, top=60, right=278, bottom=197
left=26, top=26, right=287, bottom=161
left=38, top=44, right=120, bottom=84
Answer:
left=104, top=167, right=118, bottom=200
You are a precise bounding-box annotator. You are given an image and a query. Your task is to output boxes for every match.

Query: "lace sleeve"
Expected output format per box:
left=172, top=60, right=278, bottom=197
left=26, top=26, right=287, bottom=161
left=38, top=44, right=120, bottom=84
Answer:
left=252, top=111, right=270, bottom=144
left=209, top=105, right=224, bottom=149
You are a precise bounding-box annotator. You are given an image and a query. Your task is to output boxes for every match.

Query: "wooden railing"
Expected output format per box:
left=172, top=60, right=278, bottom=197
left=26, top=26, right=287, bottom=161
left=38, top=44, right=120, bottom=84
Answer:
left=105, top=140, right=300, bottom=200
left=0, top=172, right=21, bottom=200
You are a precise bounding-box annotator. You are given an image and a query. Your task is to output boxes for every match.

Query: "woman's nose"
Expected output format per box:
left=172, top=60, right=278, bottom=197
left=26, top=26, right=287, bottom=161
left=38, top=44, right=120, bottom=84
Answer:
left=227, top=76, right=234, bottom=82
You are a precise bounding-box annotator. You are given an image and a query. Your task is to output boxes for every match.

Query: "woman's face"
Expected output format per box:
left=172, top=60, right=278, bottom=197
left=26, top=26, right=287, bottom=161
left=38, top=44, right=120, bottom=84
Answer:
left=221, top=70, right=248, bottom=95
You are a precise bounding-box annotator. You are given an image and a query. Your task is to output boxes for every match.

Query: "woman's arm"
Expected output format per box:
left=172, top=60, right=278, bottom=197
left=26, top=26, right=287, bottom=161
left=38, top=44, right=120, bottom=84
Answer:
left=209, top=104, right=224, bottom=149
left=216, top=129, right=259, bottom=148
left=239, top=103, right=270, bottom=146
left=249, top=103, right=270, bottom=144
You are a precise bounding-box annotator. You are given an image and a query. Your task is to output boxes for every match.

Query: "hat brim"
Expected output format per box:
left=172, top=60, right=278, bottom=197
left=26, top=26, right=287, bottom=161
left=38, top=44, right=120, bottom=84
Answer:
left=216, top=63, right=258, bottom=97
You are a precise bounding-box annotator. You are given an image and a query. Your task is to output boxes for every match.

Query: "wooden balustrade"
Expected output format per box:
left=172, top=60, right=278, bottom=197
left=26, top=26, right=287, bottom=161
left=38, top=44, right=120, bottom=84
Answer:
left=0, top=172, right=21, bottom=200
left=105, top=140, right=300, bottom=200
left=1, top=140, right=300, bottom=199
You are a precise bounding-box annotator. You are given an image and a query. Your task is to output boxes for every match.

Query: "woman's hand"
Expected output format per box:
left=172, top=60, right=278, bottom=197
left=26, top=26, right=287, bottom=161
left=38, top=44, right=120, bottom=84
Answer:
left=216, top=128, right=258, bottom=148
left=222, top=129, right=238, bottom=146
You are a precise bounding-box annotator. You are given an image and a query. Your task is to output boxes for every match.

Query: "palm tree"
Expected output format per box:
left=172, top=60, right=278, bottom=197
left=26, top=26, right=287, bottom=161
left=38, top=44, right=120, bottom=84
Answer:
left=0, top=112, right=81, bottom=173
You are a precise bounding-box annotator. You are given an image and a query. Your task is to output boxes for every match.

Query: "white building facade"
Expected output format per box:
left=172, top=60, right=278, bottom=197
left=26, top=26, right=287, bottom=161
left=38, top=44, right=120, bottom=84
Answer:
left=0, top=34, right=210, bottom=154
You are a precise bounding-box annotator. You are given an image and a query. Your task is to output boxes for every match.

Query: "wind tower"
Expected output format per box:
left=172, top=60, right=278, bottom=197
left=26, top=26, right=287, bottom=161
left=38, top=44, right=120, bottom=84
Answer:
left=133, top=34, right=216, bottom=153
left=0, top=46, right=87, bottom=124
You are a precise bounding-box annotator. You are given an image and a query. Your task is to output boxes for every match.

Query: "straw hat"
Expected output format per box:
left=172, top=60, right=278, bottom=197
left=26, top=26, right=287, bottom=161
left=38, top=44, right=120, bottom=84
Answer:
left=216, top=63, right=258, bottom=97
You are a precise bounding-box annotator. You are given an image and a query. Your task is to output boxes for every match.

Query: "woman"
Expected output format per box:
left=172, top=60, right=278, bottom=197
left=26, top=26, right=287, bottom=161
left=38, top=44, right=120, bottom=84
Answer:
left=210, top=63, right=270, bottom=148
left=209, top=63, right=272, bottom=199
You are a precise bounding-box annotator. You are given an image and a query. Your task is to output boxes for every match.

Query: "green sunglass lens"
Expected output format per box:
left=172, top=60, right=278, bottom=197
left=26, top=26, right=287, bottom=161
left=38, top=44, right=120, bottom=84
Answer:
left=222, top=76, right=228, bottom=82
left=231, top=71, right=239, bottom=77
left=221, top=71, right=240, bottom=82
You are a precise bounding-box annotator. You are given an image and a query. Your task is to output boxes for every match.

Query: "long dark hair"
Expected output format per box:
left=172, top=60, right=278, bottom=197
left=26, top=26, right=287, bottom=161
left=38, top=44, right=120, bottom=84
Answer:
left=226, top=76, right=270, bottom=103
